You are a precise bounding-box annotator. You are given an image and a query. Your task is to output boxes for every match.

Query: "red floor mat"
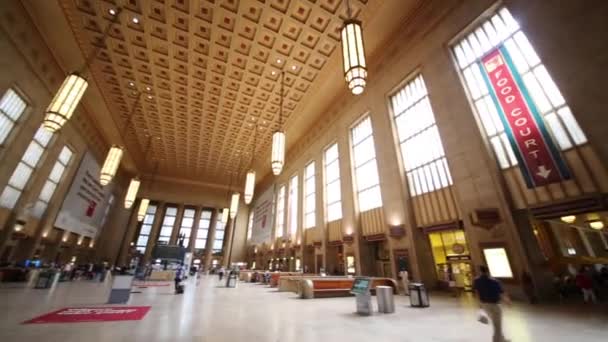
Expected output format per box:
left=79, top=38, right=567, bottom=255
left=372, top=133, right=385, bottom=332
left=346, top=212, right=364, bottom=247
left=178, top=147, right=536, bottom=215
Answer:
left=23, top=306, right=151, bottom=324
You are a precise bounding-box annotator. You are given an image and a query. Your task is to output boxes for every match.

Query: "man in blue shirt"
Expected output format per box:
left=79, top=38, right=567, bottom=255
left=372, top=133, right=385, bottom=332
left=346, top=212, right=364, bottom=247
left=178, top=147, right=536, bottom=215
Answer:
left=473, top=265, right=510, bottom=342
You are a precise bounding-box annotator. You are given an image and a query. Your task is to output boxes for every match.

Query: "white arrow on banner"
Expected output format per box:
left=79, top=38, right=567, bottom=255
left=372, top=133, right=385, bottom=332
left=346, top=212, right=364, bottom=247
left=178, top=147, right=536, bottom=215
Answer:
left=536, top=165, right=552, bottom=179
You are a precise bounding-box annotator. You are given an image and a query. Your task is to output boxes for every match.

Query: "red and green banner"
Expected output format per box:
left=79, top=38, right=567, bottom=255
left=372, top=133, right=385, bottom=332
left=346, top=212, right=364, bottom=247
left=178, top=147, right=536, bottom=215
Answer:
left=479, top=47, right=570, bottom=188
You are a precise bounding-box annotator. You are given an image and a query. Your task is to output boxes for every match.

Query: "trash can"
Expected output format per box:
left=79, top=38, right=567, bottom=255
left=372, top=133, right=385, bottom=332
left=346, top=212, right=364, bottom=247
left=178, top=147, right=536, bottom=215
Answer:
left=35, top=270, right=57, bottom=289
left=408, top=283, right=429, bottom=307
left=376, top=286, right=395, bottom=313
left=225, top=273, right=238, bottom=288
left=108, top=275, right=134, bottom=304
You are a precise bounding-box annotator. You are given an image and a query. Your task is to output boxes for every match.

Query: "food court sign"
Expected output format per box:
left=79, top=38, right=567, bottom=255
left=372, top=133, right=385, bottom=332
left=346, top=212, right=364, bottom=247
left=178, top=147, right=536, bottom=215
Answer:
left=480, top=47, right=570, bottom=188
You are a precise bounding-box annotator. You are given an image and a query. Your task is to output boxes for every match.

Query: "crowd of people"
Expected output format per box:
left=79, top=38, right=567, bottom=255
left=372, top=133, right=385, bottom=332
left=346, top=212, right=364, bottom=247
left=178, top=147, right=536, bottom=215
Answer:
left=554, top=265, right=608, bottom=303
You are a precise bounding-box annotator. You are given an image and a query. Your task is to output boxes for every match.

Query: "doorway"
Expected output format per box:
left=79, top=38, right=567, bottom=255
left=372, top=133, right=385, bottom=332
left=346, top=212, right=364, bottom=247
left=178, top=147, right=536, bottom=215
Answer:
left=360, top=240, right=390, bottom=277
left=315, top=254, right=323, bottom=274
left=428, top=229, right=473, bottom=291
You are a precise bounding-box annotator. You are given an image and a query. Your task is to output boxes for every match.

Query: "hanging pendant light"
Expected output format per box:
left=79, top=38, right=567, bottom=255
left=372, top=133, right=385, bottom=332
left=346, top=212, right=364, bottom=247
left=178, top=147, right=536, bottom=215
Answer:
left=222, top=207, right=229, bottom=223
left=271, top=131, right=285, bottom=175
left=43, top=9, right=122, bottom=133
left=100, top=91, right=143, bottom=186
left=100, top=145, right=124, bottom=186
left=244, top=170, right=256, bottom=204
left=124, top=178, right=141, bottom=209
left=230, top=192, right=240, bottom=219
left=341, top=0, right=367, bottom=95
left=137, top=161, right=159, bottom=222
left=137, top=198, right=150, bottom=222
left=271, top=72, right=286, bottom=176
left=124, top=136, right=152, bottom=209
left=244, top=125, right=258, bottom=204
left=43, top=73, right=88, bottom=133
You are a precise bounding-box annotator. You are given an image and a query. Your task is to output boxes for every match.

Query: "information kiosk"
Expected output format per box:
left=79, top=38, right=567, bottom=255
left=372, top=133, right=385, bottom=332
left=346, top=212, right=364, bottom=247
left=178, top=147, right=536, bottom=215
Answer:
left=350, top=277, right=372, bottom=316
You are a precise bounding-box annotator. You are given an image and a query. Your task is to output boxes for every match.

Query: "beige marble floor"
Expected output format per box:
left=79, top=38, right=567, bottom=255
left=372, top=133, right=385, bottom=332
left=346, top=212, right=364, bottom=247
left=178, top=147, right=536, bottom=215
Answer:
left=0, top=275, right=606, bottom=342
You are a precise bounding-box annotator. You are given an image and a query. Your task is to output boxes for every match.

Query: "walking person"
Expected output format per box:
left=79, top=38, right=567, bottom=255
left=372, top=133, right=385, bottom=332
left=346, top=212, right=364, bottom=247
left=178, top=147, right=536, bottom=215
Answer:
left=474, top=266, right=510, bottom=342
left=218, top=266, right=225, bottom=281
left=174, top=264, right=184, bottom=294
left=399, top=269, right=410, bottom=295
left=575, top=266, right=596, bottom=304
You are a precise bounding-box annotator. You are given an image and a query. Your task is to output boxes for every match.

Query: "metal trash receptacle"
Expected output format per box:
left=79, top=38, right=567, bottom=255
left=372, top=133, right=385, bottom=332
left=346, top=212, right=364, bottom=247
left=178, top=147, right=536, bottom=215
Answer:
left=408, top=283, right=429, bottom=307
left=108, top=275, right=134, bottom=304
left=376, top=286, right=395, bottom=313
left=225, top=273, right=238, bottom=288
left=35, top=270, right=58, bottom=289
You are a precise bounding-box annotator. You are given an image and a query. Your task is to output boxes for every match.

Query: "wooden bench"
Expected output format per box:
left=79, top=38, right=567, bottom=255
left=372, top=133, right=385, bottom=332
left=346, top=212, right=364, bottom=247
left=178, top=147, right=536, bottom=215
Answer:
left=299, top=277, right=398, bottom=299
left=278, top=275, right=345, bottom=293
left=238, top=270, right=256, bottom=282
left=269, top=272, right=302, bottom=287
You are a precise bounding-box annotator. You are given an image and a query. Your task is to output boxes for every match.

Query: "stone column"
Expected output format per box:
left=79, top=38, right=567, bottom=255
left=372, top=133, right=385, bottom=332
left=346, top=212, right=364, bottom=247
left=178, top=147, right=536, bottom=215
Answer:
left=143, top=202, right=165, bottom=264
left=314, top=152, right=325, bottom=274
left=116, top=199, right=141, bottom=266
left=170, top=204, right=185, bottom=245
left=203, top=209, right=218, bottom=271
left=188, top=207, right=203, bottom=253
left=223, top=216, right=236, bottom=268
left=336, top=132, right=358, bottom=276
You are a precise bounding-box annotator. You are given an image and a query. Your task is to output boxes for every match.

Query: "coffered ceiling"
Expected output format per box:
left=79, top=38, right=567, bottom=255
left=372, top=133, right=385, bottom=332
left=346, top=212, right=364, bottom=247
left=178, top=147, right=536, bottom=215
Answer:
left=25, top=0, right=418, bottom=187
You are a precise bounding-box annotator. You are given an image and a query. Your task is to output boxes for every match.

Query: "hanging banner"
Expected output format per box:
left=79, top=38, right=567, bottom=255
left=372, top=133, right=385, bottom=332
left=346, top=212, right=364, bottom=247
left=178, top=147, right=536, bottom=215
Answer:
left=479, top=47, right=570, bottom=188
left=54, top=152, right=114, bottom=238
left=250, top=185, right=275, bottom=245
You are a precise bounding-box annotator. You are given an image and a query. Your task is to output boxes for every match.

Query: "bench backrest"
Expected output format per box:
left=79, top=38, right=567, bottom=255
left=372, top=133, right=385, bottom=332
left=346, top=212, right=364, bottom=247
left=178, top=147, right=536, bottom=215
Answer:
left=312, top=279, right=353, bottom=290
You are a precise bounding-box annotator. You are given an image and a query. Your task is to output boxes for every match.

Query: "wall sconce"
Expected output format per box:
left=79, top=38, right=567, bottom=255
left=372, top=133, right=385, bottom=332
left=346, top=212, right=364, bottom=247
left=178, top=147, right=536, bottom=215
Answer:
left=42, top=231, right=48, bottom=238
left=14, top=220, right=25, bottom=232
left=389, top=224, right=407, bottom=238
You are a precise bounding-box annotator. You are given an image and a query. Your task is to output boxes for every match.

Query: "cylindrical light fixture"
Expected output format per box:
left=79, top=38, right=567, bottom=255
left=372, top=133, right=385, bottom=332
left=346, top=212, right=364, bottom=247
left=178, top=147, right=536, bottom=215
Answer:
left=221, top=207, right=229, bottom=223
left=271, top=131, right=285, bottom=175
left=244, top=170, right=256, bottom=204
left=341, top=19, right=367, bottom=95
left=124, top=178, right=141, bottom=209
left=100, top=145, right=124, bottom=186
left=137, top=198, right=150, bottom=222
left=43, top=73, right=89, bottom=132
left=230, top=192, right=240, bottom=219
left=560, top=215, right=576, bottom=224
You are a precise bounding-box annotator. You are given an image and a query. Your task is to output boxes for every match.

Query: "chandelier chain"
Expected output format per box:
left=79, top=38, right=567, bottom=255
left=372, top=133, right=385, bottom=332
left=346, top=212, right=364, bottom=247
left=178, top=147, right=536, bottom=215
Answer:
left=79, top=7, right=123, bottom=76
left=250, top=124, right=258, bottom=169
left=346, top=0, right=352, bottom=19
left=279, top=71, right=284, bottom=128
left=120, top=91, right=143, bottom=140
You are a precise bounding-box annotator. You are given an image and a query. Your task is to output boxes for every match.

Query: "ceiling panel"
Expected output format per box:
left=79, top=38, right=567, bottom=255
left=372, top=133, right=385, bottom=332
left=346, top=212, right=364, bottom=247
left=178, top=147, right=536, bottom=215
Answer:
left=60, top=0, right=380, bottom=185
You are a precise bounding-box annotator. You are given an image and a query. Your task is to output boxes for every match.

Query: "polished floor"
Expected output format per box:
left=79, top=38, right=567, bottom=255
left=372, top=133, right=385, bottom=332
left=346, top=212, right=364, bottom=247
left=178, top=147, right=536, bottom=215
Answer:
left=0, top=275, right=606, bottom=342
